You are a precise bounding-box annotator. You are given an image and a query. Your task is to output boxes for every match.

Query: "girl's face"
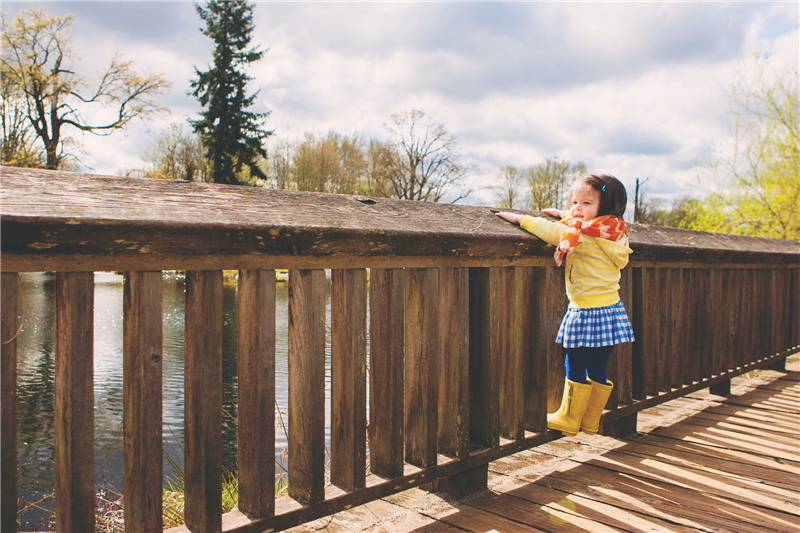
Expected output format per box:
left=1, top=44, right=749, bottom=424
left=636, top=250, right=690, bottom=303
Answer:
left=569, top=182, right=601, bottom=220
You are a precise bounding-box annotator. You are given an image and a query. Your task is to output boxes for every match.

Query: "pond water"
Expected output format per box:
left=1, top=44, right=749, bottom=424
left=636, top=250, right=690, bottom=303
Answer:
left=15, top=271, right=334, bottom=530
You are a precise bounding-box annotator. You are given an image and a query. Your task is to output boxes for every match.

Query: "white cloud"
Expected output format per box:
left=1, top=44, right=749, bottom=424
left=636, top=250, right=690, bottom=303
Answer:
left=4, top=1, right=798, bottom=206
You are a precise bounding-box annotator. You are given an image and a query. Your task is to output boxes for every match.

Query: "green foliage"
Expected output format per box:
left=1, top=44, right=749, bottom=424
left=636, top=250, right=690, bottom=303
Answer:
left=1, top=9, right=170, bottom=170
left=692, top=53, right=799, bottom=240
left=190, top=0, right=273, bottom=185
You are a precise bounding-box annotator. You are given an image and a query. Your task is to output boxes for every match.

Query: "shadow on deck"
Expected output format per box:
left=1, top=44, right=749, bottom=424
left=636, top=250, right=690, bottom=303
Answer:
left=289, top=353, right=800, bottom=533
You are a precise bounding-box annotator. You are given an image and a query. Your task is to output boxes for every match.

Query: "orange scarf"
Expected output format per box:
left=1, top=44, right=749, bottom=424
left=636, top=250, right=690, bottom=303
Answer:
left=554, top=215, right=627, bottom=266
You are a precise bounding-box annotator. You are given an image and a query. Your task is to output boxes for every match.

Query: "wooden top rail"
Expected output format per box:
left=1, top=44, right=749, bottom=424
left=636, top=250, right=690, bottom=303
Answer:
left=2, top=167, right=799, bottom=272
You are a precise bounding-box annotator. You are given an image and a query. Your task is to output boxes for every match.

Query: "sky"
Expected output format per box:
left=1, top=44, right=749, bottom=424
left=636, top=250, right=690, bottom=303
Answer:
left=4, top=1, right=799, bottom=208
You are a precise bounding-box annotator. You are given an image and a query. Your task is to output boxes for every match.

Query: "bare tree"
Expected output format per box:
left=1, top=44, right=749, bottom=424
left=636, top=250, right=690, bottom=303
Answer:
left=1, top=9, right=170, bottom=169
left=491, top=165, right=525, bottom=209
left=379, top=109, right=470, bottom=202
left=526, top=157, right=586, bottom=211
left=142, top=123, right=208, bottom=181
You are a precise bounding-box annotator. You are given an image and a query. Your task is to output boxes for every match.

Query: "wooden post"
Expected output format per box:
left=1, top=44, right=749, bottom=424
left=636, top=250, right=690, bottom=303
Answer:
left=656, top=268, right=671, bottom=393
left=522, top=268, right=547, bottom=432
left=288, top=269, right=326, bottom=503
left=498, top=267, right=524, bottom=440
left=404, top=268, right=439, bottom=468
left=123, top=271, right=163, bottom=532
left=238, top=269, right=276, bottom=517
left=469, top=268, right=499, bottom=447
left=331, top=268, right=367, bottom=491
left=55, top=272, right=95, bottom=533
left=184, top=270, right=223, bottom=532
left=1, top=273, right=18, bottom=533
left=544, top=267, right=568, bottom=413
left=437, top=267, right=469, bottom=457
left=368, top=268, right=405, bottom=479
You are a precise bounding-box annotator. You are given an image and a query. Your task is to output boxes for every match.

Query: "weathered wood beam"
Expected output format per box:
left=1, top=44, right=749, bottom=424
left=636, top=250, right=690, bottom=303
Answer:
left=3, top=168, right=799, bottom=272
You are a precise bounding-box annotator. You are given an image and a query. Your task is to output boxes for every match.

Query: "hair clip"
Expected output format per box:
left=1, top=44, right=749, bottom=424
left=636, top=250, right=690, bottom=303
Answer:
left=601, top=185, right=606, bottom=192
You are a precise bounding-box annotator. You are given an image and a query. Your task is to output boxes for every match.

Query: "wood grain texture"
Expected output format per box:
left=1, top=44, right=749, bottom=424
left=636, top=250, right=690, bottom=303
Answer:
left=4, top=168, right=799, bottom=273
left=522, top=268, right=547, bottom=431
left=123, top=271, right=163, bottom=532
left=437, top=267, right=469, bottom=457
left=655, top=268, right=670, bottom=393
left=184, top=270, right=223, bottom=532
left=404, top=268, right=439, bottom=468
left=331, top=269, right=367, bottom=491
left=497, top=267, right=524, bottom=440
left=288, top=269, right=326, bottom=503
left=368, top=268, right=405, bottom=479
left=792, top=267, right=800, bottom=348
left=55, top=272, right=95, bottom=533
left=608, top=267, right=634, bottom=408
left=544, top=267, right=568, bottom=412
left=1, top=273, right=18, bottom=533
left=632, top=267, right=657, bottom=400
left=237, top=269, right=276, bottom=517
left=468, top=268, right=499, bottom=447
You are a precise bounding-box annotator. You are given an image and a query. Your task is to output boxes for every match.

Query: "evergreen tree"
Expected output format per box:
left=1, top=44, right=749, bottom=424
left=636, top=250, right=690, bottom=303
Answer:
left=190, top=0, right=272, bottom=185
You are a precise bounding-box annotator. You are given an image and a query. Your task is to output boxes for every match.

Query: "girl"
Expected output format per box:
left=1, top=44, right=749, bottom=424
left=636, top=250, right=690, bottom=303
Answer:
left=495, top=173, right=634, bottom=436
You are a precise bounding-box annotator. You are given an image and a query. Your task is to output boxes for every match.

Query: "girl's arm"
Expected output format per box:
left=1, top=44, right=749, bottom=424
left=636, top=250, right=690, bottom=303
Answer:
left=495, top=211, right=563, bottom=246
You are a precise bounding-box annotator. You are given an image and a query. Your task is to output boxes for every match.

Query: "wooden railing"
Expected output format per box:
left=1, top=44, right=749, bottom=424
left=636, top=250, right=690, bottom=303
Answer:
left=2, top=167, right=799, bottom=533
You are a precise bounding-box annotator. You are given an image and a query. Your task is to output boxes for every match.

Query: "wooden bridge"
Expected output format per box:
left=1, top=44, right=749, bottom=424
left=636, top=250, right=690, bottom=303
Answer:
left=2, top=167, right=798, bottom=533
left=284, top=354, right=800, bottom=532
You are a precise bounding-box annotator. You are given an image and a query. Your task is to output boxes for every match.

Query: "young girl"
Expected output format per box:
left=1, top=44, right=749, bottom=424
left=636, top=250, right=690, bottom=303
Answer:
left=496, top=173, right=634, bottom=436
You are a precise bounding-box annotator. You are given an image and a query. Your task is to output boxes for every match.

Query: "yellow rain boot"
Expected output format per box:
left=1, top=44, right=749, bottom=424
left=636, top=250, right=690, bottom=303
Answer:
left=580, top=379, right=614, bottom=435
left=547, top=379, right=593, bottom=436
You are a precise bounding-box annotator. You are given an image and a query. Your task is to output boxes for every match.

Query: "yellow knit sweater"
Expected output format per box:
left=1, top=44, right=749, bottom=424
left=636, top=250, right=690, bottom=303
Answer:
left=520, top=216, right=632, bottom=309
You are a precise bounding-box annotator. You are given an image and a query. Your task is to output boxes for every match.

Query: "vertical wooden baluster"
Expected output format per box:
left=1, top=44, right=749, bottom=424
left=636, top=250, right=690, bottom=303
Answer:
left=682, top=269, right=697, bottom=386
left=612, top=266, right=634, bottom=408
left=404, top=268, right=439, bottom=467
left=123, top=271, right=163, bottom=532
left=656, top=268, right=670, bottom=392
left=522, top=268, right=547, bottom=431
left=543, top=266, right=568, bottom=413
left=723, top=269, right=736, bottom=373
left=368, top=268, right=405, bottom=479
left=437, top=267, right=469, bottom=457
left=331, top=268, right=367, bottom=491
left=710, top=269, right=724, bottom=377
left=184, top=270, right=223, bottom=532
left=2, top=273, right=18, bottom=533
left=238, top=269, right=276, bottom=516
left=632, top=268, right=657, bottom=399
left=498, top=267, right=524, bottom=440
left=55, top=272, right=95, bottom=533
left=695, top=269, right=711, bottom=379
left=792, top=267, right=800, bottom=348
left=468, top=268, right=499, bottom=447
left=288, top=269, right=326, bottom=503
left=668, top=269, right=684, bottom=388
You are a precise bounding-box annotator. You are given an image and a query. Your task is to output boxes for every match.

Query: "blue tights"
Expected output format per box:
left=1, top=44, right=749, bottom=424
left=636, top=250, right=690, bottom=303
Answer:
left=565, top=346, right=614, bottom=384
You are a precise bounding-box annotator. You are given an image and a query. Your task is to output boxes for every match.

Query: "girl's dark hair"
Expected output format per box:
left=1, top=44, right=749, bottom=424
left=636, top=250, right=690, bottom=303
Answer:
left=570, top=173, right=627, bottom=217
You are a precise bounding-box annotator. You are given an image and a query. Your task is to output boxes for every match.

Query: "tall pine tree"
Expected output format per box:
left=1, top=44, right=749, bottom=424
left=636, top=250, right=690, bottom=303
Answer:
left=190, top=0, right=272, bottom=184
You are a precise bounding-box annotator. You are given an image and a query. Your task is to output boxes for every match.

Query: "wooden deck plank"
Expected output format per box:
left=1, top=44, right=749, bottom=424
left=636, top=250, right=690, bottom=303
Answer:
left=217, top=355, right=800, bottom=533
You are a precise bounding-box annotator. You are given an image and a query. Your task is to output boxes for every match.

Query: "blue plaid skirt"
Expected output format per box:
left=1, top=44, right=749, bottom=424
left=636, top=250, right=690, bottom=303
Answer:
left=555, top=300, right=634, bottom=348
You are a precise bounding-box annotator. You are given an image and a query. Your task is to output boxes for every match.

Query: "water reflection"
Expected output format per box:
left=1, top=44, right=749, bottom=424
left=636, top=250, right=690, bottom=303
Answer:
left=16, top=271, right=333, bottom=530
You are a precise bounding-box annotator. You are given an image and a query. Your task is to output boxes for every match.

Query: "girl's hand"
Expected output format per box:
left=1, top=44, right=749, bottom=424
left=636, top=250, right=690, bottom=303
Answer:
left=495, top=211, right=526, bottom=225
left=542, top=208, right=562, bottom=218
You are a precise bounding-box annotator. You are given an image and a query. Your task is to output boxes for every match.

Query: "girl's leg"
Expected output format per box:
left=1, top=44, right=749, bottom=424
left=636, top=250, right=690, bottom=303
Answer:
left=564, top=347, right=592, bottom=383
left=586, top=345, right=614, bottom=384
